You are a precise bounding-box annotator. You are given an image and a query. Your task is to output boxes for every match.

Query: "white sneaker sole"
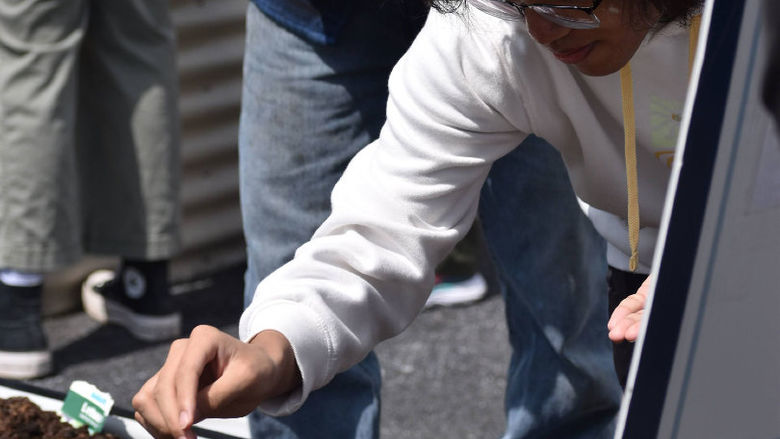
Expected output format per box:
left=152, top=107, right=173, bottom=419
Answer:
left=424, top=273, right=488, bottom=308
left=82, top=270, right=181, bottom=342
left=0, top=350, right=52, bottom=379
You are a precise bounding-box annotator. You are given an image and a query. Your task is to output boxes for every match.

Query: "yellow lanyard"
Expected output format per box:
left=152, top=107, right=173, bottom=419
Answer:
left=618, top=15, right=701, bottom=272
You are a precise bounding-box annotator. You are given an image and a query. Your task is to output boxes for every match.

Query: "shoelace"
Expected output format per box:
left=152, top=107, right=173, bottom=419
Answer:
left=618, top=14, right=702, bottom=272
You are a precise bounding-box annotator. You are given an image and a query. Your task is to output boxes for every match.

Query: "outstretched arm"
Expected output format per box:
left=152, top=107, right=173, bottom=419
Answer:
left=607, top=275, right=652, bottom=343
left=132, top=326, right=300, bottom=439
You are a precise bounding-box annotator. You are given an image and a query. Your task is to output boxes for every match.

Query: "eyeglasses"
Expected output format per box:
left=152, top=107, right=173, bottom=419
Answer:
left=468, top=0, right=603, bottom=29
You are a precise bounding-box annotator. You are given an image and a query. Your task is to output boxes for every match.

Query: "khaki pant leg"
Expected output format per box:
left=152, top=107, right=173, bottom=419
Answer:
left=76, top=0, right=181, bottom=260
left=0, top=0, right=88, bottom=271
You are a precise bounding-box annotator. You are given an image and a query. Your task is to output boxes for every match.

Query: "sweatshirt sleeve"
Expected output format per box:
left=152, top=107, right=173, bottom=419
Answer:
left=239, top=8, right=530, bottom=416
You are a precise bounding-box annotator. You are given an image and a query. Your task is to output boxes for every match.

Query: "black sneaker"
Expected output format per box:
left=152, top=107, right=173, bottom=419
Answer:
left=81, top=269, right=181, bottom=342
left=0, top=282, right=53, bottom=379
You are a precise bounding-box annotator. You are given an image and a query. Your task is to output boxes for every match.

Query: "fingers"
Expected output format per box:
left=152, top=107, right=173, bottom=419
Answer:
left=607, top=293, right=646, bottom=330
left=134, top=409, right=170, bottom=439
left=132, top=326, right=297, bottom=438
left=607, top=275, right=652, bottom=343
left=195, top=353, right=262, bottom=418
left=623, top=314, right=643, bottom=341
left=133, top=325, right=224, bottom=439
left=608, top=309, right=643, bottom=342
left=134, top=375, right=170, bottom=439
left=174, top=325, right=225, bottom=422
left=192, top=330, right=298, bottom=419
left=157, top=338, right=196, bottom=438
left=133, top=339, right=193, bottom=439
left=194, top=332, right=273, bottom=419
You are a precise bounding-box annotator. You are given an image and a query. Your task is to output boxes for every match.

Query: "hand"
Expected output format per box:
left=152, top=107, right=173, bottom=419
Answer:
left=607, top=275, right=652, bottom=343
left=132, top=325, right=300, bottom=439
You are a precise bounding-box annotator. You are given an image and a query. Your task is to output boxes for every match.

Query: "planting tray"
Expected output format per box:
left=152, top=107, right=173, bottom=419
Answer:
left=0, top=379, right=249, bottom=439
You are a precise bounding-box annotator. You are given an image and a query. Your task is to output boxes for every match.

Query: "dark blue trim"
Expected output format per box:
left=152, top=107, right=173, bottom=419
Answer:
left=620, top=1, right=747, bottom=438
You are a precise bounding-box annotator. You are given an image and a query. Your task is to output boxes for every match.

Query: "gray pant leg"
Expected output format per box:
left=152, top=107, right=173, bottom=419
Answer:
left=77, top=0, right=180, bottom=260
left=0, top=0, right=180, bottom=270
left=0, top=0, right=87, bottom=271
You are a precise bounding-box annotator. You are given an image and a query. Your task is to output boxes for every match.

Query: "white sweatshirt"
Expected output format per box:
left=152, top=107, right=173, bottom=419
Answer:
left=240, top=7, right=693, bottom=415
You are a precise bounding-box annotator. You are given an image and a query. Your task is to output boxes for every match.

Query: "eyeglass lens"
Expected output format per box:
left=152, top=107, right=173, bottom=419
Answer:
left=469, top=0, right=599, bottom=29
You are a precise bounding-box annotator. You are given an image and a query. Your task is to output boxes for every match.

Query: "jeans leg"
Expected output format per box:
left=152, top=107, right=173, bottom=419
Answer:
left=238, top=4, right=424, bottom=438
left=479, top=136, right=622, bottom=439
left=247, top=352, right=382, bottom=439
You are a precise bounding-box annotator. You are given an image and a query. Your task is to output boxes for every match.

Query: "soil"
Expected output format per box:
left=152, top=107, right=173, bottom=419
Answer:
left=0, top=397, right=119, bottom=439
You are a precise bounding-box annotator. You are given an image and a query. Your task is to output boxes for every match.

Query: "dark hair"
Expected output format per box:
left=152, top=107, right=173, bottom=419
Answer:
left=423, top=0, right=704, bottom=26
left=628, top=0, right=704, bottom=26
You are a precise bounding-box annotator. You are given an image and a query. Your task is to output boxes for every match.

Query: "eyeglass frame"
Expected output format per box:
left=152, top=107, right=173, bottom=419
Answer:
left=471, top=0, right=604, bottom=29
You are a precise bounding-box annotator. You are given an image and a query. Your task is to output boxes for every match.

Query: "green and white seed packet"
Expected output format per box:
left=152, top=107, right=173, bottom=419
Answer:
left=60, top=381, right=114, bottom=434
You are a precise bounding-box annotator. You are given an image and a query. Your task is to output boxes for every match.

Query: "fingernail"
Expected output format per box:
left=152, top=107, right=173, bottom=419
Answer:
left=179, top=410, right=190, bottom=429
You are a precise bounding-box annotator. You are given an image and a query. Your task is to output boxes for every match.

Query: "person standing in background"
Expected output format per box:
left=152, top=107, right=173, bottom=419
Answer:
left=236, top=0, right=620, bottom=437
left=0, top=0, right=182, bottom=379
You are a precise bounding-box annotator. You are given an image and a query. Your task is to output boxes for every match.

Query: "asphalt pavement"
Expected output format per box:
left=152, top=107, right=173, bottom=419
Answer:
left=21, top=263, right=511, bottom=439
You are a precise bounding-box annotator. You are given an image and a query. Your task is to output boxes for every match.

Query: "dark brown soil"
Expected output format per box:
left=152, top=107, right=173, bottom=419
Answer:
left=0, top=397, right=119, bottom=439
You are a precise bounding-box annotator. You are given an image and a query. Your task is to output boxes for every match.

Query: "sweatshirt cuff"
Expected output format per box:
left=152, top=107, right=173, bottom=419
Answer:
left=238, top=300, right=334, bottom=416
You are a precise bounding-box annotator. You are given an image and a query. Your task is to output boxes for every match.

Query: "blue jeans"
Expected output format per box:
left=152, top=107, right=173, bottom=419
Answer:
left=239, top=3, right=424, bottom=437
left=240, top=2, right=620, bottom=437
left=479, top=136, right=622, bottom=438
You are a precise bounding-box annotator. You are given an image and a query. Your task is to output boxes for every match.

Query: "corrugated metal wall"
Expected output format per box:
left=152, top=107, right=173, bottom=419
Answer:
left=171, top=0, right=247, bottom=282
left=44, top=0, right=248, bottom=315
